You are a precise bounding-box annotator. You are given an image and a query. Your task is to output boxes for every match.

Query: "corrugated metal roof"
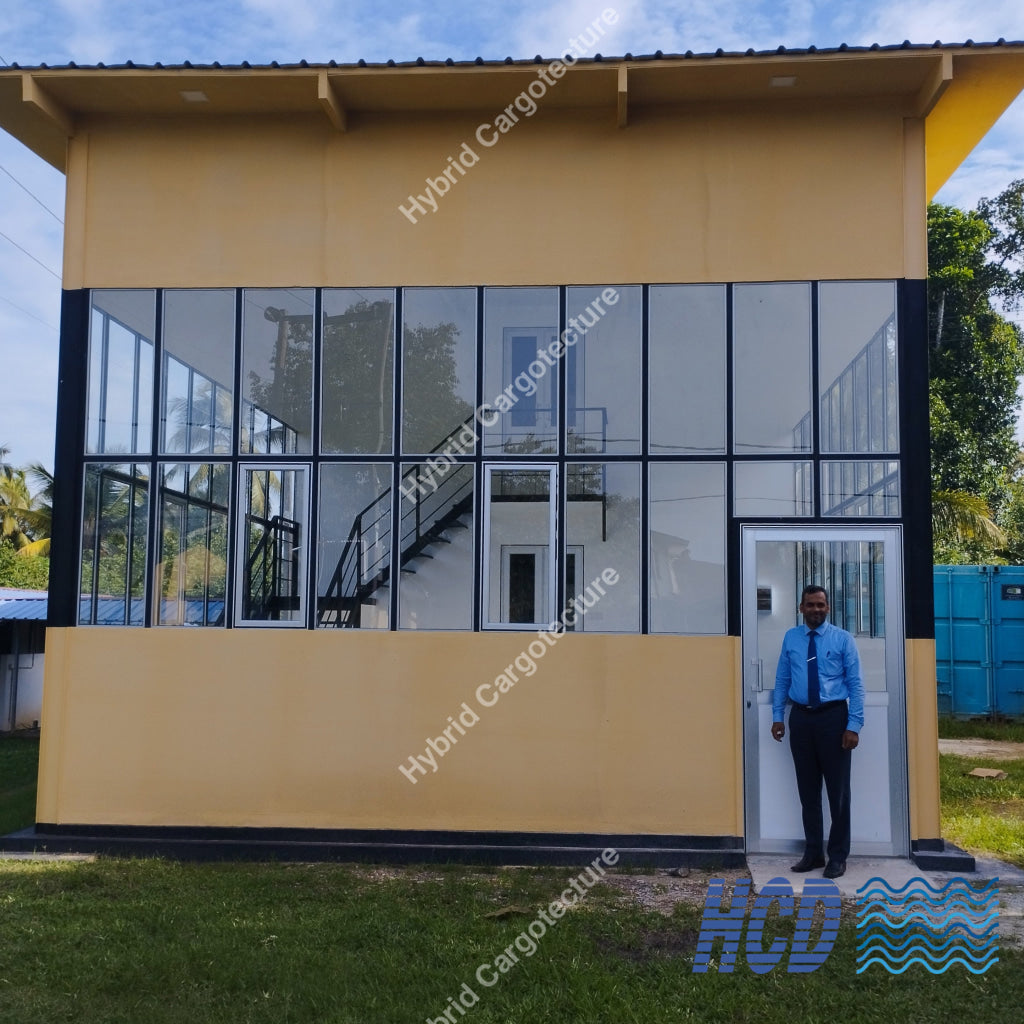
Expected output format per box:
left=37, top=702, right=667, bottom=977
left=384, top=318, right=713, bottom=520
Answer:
left=0, top=598, right=47, bottom=621
left=5, top=39, right=1022, bottom=73
left=0, top=588, right=48, bottom=601
left=0, top=596, right=228, bottom=624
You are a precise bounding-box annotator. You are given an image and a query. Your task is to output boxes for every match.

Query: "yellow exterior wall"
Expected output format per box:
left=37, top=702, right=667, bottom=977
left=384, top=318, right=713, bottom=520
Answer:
left=905, top=638, right=941, bottom=840
left=63, top=100, right=912, bottom=290
left=38, top=628, right=742, bottom=835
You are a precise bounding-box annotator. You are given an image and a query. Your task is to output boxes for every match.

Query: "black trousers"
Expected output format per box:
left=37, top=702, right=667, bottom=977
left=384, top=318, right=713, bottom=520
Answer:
left=788, top=702, right=852, bottom=862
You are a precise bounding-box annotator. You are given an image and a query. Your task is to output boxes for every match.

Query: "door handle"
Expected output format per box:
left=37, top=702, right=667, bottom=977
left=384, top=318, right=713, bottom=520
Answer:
left=749, top=658, right=764, bottom=691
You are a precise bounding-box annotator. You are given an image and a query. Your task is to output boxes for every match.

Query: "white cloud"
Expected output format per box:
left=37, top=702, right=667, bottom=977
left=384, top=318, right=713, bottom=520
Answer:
left=846, top=0, right=1024, bottom=46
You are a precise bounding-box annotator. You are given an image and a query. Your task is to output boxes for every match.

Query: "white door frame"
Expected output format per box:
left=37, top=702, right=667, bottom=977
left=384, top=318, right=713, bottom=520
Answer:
left=741, top=525, right=909, bottom=858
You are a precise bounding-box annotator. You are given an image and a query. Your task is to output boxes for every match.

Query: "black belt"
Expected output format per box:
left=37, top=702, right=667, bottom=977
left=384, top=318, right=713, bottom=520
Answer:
left=793, top=699, right=847, bottom=714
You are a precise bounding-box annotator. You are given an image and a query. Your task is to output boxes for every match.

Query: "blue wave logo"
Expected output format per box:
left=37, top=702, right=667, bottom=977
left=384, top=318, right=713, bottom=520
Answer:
left=855, top=877, right=999, bottom=974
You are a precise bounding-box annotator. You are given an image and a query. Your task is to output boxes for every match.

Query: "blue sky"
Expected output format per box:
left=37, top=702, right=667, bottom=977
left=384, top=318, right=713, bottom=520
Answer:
left=2, top=0, right=1024, bottom=470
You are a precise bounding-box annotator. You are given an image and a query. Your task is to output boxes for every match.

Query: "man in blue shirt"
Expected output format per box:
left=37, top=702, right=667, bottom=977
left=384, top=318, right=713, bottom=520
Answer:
left=771, top=585, right=864, bottom=879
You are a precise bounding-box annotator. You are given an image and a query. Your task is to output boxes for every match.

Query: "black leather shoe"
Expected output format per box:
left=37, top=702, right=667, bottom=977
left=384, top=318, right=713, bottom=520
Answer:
left=823, top=860, right=846, bottom=879
left=790, top=854, right=826, bottom=872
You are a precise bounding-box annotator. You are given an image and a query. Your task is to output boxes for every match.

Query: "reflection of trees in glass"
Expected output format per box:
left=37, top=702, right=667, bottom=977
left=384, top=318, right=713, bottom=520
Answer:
left=80, top=465, right=148, bottom=617
left=164, top=370, right=233, bottom=455
left=402, top=318, right=474, bottom=453
left=498, top=433, right=555, bottom=457
left=322, top=299, right=394, bottom=454
left=247, top=307, right=313, bottom=450
left=158, top=464, right=229, bottom=616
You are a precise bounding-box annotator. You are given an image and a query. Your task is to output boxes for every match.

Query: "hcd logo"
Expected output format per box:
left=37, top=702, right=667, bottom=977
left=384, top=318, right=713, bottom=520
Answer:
left=692, top=877, right=840, bottom=973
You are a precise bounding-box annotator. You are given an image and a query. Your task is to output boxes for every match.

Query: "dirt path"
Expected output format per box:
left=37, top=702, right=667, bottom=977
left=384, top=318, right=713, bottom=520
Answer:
left=938, top=738, right=1024, bottom=760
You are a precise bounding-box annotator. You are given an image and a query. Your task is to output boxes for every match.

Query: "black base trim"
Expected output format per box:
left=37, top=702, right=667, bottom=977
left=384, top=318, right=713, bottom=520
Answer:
left=911, top=838, right=976, bottom=872
left=2, top=825, right=746, bottom=868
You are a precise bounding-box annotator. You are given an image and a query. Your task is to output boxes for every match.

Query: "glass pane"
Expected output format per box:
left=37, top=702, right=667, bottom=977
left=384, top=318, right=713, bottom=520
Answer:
left=566, top=462, right=640, bottom=632
left=734, top=462, right=813, bottom=517
left=821, top=461, right=900, bottom=517
left=237, top=467, right=308, bottom=624
left=86, top=291, right=156, bottom=455
left=241, top=289, right=314, bottom=454
left=322, top=288, right=396, bottom=454
left=818, top=282, right=898, bottom=453
left=482, top=288, right=559, bottom=455
left=485, top=467, right=553, bottom=626
left=161, top=290, right=235, bottom=455
left=733, top=283, right=812, bottom=454
left=402, top=288, right=477, bottom=455
left=156, top=463, right=230, bottom=626
left=79, top=463, right=149, bottom=625
left=565, top=286, right=641, bottom=454
left=398, top=462, right=474, bottom=629
left=317, top=464, right=392, bottom=629
left=649, top=285, right=727, bottom=453
left=794, top=540, right=886, bottom=691
left=649, top=463, right=726, bottom=634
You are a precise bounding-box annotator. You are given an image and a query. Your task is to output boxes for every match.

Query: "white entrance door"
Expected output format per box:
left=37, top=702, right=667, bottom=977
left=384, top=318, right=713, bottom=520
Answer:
left=741, top=526, right=908, bottom=857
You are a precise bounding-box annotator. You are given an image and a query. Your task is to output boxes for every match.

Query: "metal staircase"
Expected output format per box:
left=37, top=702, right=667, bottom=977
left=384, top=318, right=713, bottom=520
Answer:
left=318, top=418, right=475, bottom=628
left=244, top=514, right=301, bottom=621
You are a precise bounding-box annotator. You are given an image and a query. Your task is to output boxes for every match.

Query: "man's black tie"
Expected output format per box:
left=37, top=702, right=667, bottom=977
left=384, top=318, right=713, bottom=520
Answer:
left=807, top=630, right=821, bottom=706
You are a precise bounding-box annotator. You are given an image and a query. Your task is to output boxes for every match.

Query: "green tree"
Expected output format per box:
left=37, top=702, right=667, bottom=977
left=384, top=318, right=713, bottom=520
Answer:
left=928, top=202, right=1024, bottom=499
left=0, top=540, right=49, bottom=589
left=0, top=468, right=35, bottom=551
left=15, top=463, right=53, bottom=557
left=928, top=198, right=1024, bottom=562
left=932, top=489, right=1006, bottom=564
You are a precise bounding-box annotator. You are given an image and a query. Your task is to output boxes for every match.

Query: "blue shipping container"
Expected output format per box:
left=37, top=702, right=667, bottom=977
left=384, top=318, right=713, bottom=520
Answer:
left=935, top=565, right=1024, bottom=719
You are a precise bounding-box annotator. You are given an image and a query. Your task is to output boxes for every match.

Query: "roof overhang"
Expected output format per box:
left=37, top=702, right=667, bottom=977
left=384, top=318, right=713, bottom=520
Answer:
left=2, top=45, right=1023, bottom=199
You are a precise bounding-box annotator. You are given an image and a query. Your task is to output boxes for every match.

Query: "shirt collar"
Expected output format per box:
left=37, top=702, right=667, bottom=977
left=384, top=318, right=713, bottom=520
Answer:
left=802, top=620, right=830, bottom=636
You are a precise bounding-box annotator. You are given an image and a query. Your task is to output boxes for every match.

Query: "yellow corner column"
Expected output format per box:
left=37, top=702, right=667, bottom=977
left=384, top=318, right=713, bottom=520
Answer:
left=905, top=638, right=941, bottom=839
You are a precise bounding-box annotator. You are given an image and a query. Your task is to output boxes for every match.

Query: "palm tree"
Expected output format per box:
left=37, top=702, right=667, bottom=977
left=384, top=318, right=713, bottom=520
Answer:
left=932, top=489, right=1006, bottom=550
left=15, top=463, right=53, bottom=557
left=0, top=468, right=35, bottom=550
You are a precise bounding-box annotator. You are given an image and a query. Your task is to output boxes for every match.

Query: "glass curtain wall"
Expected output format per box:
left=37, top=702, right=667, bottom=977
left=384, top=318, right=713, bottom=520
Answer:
left=75, top=281, right=903, bottom=633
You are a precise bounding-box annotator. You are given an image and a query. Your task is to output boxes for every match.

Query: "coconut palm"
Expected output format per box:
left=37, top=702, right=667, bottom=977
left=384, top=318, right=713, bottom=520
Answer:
left=932, top=489, right=1007, bottom=550
left=0, top=468, right=35, bottom=550
left=15, top=463, right=53, bottom=557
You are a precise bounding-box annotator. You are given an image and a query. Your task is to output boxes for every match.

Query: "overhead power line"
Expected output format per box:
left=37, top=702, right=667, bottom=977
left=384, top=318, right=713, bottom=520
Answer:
left=0, top=228, right=61, bottom=279
left=0, top=164, right=63, bottom=223
left=0, top=292, right=58, bottom=331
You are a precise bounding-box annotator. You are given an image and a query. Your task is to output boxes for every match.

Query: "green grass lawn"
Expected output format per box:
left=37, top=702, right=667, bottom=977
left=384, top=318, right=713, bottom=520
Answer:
left=1, top=736, right=1022, bottom=1022
left=0, top=736, right=38, bottom=837
left=0, top=857, right=1020, bottom=1024
left=939, top=752, right=1024, bottom=867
